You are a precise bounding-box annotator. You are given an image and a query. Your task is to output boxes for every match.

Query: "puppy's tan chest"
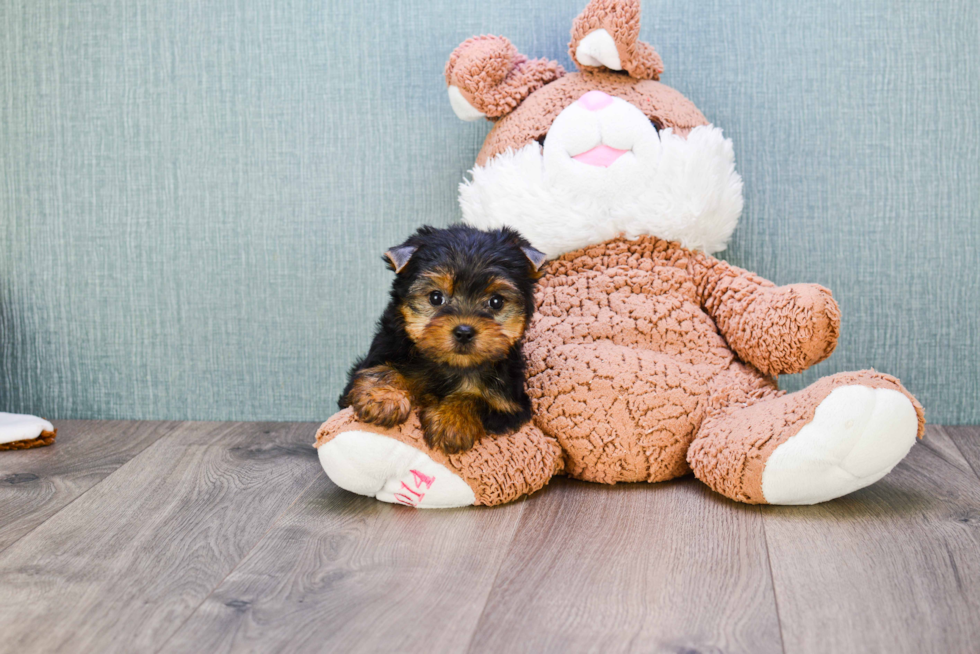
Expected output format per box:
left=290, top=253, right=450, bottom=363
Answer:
left=452, top=375, right=520, bottom=413
left=455, top=376, right=483, bottom=397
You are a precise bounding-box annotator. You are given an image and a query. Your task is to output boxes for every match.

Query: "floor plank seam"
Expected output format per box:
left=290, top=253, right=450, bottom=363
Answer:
left=460, top=497, right=529, bottom=654
left=759, top=507, right=789, bottom=654
left=0, top=423, right=182, bottom=558
left=153, top=474, right=322, bottom=654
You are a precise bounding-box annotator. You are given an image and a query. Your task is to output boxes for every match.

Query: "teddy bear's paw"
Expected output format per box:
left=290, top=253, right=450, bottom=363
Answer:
left=761, top=385, right=918, bottom=505
left=0, top=412, right=56, bottom=447
left=318, top=430, right=475, bottom=509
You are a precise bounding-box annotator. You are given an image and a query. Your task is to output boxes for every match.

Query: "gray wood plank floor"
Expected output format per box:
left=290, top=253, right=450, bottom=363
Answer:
left=0, top=421, right=977, bottom=654
left=0, top=420, right=181, bottom=554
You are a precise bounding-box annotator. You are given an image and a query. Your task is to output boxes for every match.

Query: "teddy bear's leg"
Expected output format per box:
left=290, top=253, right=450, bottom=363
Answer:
left=687, top=371, right=925, bottom=505
left=0, top=412, right=57, bottom=451
left=315, top=408, right=563, bottom=508
left=528, top=341, right=709, bottom=484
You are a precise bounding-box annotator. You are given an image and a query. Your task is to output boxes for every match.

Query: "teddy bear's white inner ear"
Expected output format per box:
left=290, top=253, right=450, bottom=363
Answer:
left=448, top=85, right=486, bottom=121
left=575, top=29, right=623, bottom=70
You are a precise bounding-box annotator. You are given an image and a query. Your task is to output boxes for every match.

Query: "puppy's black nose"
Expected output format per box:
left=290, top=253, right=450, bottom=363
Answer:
left=452, top=325, right=476, bottom=344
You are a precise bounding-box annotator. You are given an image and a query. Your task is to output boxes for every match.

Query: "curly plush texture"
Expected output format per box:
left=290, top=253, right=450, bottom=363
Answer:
left=696, top=263, right=842, bottom=376
left=316, top=408, right=564, bottom=506
left=445, top=35, right=564, bottom=119
left=688, top=370, right=925, bottom=503
left=569, top=0, right=663, bottom=79
left=523, top=235, right=840, bottom=483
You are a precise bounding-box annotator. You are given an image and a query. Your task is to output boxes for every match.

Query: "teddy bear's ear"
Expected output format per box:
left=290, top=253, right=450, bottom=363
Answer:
left=568, top=0, right=663, bottom=80
left=445, top=35, right=564, bottom=121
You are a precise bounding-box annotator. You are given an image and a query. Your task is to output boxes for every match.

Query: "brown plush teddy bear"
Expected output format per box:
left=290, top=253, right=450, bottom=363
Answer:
left=315, top=0, right=924, bottom=508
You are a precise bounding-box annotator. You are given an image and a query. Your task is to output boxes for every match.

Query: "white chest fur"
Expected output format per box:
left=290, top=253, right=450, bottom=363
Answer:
left=460, top=96, right=744, bottom=260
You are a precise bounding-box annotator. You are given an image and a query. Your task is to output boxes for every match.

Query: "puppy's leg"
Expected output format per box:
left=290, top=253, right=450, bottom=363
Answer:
left=420, top=396, right=485, bottom=454
left=480, top=388, right=533, bottom=435
left=346, top=365, right=413, bottom=428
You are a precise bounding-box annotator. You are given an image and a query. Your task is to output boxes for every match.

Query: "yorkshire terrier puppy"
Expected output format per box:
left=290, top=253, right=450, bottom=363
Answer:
left=339, top=225, right=547, bottom=454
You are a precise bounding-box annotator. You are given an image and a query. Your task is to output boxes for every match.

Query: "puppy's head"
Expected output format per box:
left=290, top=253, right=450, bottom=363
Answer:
left=384, top=225, right=546, bottom=368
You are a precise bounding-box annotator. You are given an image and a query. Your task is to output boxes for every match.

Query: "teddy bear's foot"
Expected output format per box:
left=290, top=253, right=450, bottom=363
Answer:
left=0, top=412, right=57, bottom=451
left=761, top=384, right=918, bottom=504
left=319, top=430, right=475, bottom=508
left=688, top=371, right=925, bottom=505
left=315, top=408, right=564, bottom=508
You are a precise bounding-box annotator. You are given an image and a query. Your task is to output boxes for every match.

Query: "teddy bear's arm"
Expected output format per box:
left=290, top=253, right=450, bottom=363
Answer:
left=692, top=253, right=841, bottom=377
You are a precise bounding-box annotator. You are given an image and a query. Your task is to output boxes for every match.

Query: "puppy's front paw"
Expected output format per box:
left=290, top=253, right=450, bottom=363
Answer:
left=347, top=366, right=413, bottom=428
left=351, top=389, right=411, bottom=428
left=420, top=402, right=485, bottom=454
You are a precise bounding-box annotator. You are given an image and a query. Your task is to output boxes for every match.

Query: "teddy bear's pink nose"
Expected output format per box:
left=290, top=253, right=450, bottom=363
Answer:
left=577, top=90, right=614, bottom=111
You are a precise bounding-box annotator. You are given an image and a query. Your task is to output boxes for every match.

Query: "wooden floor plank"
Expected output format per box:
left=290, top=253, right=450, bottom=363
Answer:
left=4, top=420, right=976, bottom=653
left=0, top=421, right=320, bottom=654
left=944, top=425, right=980, bottom=481
left=466, top=476, right=783, bottom=654
left=0, top=420, right=180, bottom=553
left=763, top=425, right=980, bottom=654
left=159, top=477, right=526, bottom=654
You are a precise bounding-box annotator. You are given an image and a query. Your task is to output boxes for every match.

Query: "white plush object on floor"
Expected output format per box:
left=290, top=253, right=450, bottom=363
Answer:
left=460, top=96, right=743, bottom=259
left=761, top=386, right=919, bottom=505
left=319, top=431, right=475, bottom=509
left=0, top=412, right=55, bottom=445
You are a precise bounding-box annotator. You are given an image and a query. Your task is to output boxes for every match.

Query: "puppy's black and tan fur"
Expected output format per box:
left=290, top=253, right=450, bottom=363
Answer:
left=340, top=225, right=546, bottom=454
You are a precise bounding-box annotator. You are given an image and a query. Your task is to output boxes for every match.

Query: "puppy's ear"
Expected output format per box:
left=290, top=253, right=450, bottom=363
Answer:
left=384, top=245, right=418, bottom=274
left=520, top=245, right=548, bottom=272
left=445, top=35, right=564, bottom=121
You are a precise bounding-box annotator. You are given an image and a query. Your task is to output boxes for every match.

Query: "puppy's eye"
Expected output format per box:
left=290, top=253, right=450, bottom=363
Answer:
left=487, top=294, right=504, bottom=312
left=428, top=291, right=445, bottom=306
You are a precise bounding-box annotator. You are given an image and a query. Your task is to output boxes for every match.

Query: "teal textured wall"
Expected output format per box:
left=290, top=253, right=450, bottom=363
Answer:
left=1, top=0, right=978, bottom=423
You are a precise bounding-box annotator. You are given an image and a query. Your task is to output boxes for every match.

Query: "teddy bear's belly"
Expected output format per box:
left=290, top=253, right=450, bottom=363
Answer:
left=525, top=274, right=776, bottom=484
left=530, top=277, right=737, bottom=369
